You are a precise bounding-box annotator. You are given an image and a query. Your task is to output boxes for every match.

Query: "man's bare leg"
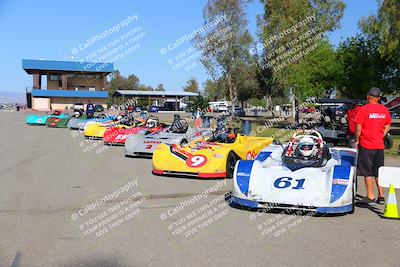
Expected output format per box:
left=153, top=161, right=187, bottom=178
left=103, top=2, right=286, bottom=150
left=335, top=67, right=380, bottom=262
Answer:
left=375, top=177, right=384, bottom=198
left=365, top=176, right=375, bottom=200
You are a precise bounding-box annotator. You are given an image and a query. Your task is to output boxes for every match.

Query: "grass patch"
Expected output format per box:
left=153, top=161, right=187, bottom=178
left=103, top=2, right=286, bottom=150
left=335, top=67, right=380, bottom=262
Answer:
left=252, top=125, right=295, bottom=141
left=386, top=135, right=400, bottom=157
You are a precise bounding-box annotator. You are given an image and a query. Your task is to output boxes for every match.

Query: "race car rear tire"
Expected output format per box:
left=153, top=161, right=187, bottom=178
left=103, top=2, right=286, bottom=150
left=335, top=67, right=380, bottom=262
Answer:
left=226, top=152, right=237, bottom=178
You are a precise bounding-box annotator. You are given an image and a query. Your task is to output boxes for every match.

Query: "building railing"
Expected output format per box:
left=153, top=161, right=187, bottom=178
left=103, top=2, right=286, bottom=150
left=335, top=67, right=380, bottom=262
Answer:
left=26, top=86, right=106, bottom=93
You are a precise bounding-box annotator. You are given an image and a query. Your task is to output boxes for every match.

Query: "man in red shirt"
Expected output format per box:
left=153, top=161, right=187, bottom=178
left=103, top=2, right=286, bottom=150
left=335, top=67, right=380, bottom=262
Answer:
left=354, top=87, right=391, bottom=204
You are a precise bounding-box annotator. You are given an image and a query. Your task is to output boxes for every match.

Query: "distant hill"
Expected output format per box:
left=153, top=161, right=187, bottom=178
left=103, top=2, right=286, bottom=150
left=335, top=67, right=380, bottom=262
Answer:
left=0, top=91, right=26, bottom=104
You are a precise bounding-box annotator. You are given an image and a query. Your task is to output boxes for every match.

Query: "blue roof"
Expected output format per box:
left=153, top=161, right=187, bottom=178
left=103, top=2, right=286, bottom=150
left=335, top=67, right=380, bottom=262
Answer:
left=31, top=89, right=108, bottom=98
left=22, top=59, right=114, bottom=73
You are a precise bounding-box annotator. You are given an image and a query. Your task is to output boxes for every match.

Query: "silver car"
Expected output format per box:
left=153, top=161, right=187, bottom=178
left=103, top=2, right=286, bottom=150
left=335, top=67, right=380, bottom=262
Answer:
left=124, top=124, right=212, bottom=158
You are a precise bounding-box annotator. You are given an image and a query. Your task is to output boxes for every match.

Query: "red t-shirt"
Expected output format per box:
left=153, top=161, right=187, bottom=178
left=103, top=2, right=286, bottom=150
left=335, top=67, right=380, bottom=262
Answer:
left=347, top=106, right=361, bottom=134
left=353, top=103, right=391, bottom=149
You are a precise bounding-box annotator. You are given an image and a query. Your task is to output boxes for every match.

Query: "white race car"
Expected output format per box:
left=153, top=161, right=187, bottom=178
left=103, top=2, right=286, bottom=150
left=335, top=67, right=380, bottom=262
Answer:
left=124, top=119, right=213, bottom=158
left=230, top=130, right=357, bottom=214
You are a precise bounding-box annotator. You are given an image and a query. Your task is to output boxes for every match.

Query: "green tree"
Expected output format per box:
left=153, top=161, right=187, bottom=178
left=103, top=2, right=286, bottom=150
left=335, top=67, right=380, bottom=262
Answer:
left=203, top=78, right=228, bottom=100
left=182, top=78, right=200, bottom=93
left=108, top=70, right=141, bottom=105
left=108, top=70, right=164, bottom=104
left=138, top=85, right=154, bottom=91
left=258, top=0, right=345, bottom=99
left=286, top=39, right=342, bottom=100
left=108, top=70, right=140, bottom=91
left=155, top=83, right=165, bottom=91
left=108, top=70, right=124, bottom=91
left=192, top=95, right=210, bottom=109
left=335, top=34, right=394, bottom=98
left=359, top=0, right=400, bottom=60
left=236, top=63, right=261, bottom=105
left=358, top=0, right=400, bottom=93
left=194, top=0, right=254, bottom=105
left=125, top=74, right=140, bottom=90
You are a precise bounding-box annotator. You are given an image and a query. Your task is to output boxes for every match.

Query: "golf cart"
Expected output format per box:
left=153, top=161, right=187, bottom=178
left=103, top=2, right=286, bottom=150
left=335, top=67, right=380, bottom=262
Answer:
left=314, top=98, right=364, bottom=146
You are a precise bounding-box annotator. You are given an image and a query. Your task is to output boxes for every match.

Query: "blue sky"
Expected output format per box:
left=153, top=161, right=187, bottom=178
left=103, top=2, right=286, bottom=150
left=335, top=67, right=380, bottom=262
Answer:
left=0, top=0, right=378, bottom=95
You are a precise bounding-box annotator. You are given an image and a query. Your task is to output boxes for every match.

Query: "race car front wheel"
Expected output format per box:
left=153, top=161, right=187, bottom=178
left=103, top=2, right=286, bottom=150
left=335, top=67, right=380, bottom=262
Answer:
left=226, top=152, right=237, bottom=178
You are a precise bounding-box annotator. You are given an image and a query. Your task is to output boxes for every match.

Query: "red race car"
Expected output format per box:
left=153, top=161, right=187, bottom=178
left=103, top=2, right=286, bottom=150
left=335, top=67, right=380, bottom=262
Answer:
left=103, top=117, right=166, bottom=145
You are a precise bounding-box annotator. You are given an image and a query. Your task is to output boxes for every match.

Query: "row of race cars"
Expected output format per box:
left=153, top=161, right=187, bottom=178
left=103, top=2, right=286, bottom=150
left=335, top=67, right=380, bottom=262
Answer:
left=26, top=110, right=358, bottom=215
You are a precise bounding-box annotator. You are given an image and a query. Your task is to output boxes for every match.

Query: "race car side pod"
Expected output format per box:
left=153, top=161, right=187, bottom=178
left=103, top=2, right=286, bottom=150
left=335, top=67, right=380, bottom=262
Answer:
left=152, top=169, right=226, bottom=178
left=382, top=184, right=399, bottom=219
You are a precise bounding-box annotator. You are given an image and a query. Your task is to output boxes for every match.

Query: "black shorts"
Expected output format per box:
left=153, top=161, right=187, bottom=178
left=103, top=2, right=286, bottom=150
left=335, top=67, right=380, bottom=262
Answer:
left=357, top=146, right=384, bottom=177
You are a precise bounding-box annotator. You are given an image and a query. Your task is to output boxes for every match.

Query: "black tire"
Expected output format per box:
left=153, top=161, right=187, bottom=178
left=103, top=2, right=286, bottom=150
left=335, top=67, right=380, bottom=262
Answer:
left=180, top=139, right=188, bottom=146
left=384, top=134, right=393, bottom=149
left=226, top=152, right=237, bottom=178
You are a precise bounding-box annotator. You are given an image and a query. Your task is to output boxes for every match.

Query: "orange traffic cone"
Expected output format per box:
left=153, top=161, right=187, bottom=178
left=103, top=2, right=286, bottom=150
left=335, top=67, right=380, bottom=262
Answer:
left=382, top=184, right=399, bottom=219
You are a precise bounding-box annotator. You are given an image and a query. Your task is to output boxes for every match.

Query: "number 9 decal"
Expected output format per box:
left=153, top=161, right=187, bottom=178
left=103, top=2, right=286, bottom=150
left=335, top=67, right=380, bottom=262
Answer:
left=186, top=155, right=207, bottom=168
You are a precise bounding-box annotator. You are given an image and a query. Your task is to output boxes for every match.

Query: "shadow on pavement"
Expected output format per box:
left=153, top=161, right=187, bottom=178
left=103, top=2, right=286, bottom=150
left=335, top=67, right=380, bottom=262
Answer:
left=63, top=257, right=129, bottom=267
left=10, top=251, right=22, bottom=267
left=355, top=194, right=383, bottom=216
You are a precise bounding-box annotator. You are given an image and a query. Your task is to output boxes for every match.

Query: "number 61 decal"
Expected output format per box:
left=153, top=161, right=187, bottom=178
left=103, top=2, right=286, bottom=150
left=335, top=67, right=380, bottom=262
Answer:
left=186, top=155, right=207, bottom=168
left=274, top=177, right=305, bottom=190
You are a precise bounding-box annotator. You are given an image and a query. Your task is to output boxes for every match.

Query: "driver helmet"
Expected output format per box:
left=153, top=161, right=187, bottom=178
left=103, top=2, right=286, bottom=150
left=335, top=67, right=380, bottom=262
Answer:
left=227, top=133, right=236, bottom=140
left=116, top=115, right=123, bottom=121
left=227, top=128, right=236, bottom=140
left=298, top=136, right=315, bottom=157
left=74, top=111, right=80, bottom=117
left=146, top=117, right=159, bottom=128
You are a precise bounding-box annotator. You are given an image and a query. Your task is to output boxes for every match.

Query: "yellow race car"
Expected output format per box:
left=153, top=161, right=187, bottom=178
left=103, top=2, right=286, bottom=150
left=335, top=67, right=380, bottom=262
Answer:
left=152, top=129, right=273, bottom=178
left=84, top=119, right=125, bottom=139
left=84, top=114, right=144, bottom=139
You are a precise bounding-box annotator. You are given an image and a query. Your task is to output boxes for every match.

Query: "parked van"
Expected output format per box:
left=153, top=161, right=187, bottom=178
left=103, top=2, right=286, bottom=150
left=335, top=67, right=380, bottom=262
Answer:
left=209, top=101, right=231, bottom=112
